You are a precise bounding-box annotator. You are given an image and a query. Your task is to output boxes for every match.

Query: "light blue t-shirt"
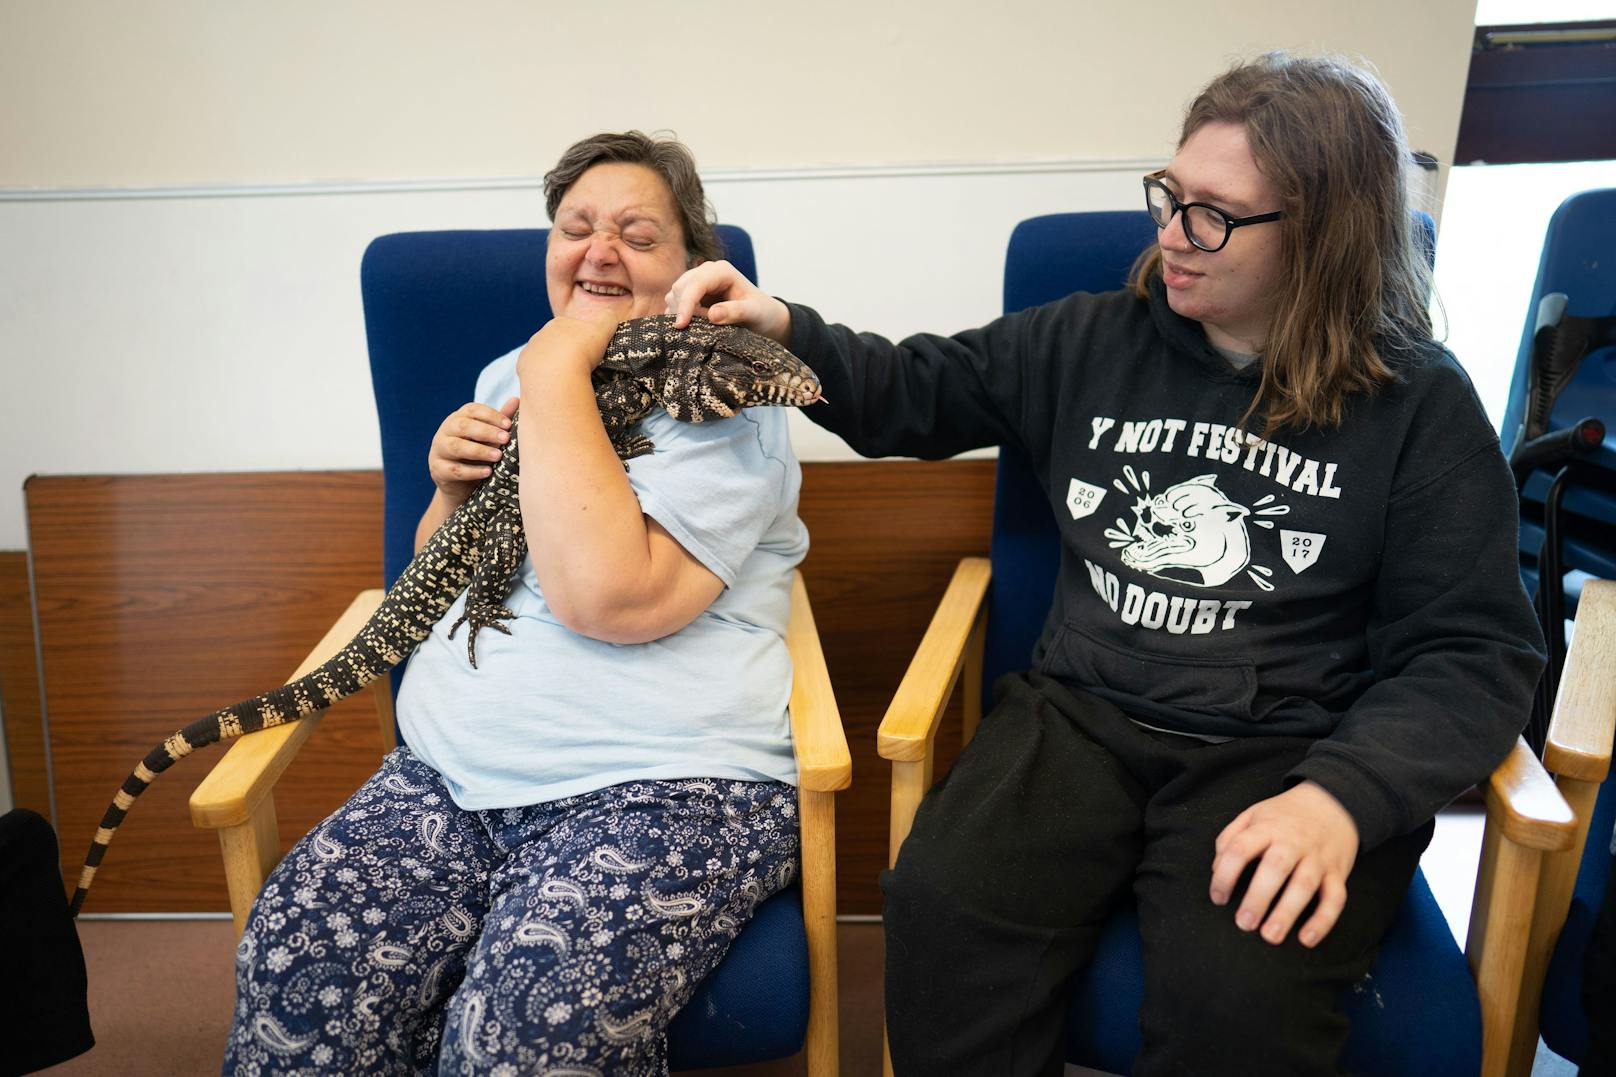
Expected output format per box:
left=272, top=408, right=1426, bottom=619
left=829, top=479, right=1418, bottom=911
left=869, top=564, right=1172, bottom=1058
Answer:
left=395, top=348, right=808, bottom=809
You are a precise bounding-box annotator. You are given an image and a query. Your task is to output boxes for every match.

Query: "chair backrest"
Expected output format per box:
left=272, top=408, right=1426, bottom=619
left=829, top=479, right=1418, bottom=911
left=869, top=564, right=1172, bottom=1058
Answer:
left=1500, top=188, right=1616, bottom=614
left=358, top=225, right=757, bottom=695
left=983, top=212, right=1159, bottom=708
left=986, top=209, right=1438, bottom=709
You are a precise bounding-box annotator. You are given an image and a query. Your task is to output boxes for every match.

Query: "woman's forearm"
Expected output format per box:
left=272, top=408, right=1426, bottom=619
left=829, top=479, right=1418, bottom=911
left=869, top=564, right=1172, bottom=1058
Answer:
left=516, top=347, right=662, bottom=638
left=512, top=318, right=726, bottom=642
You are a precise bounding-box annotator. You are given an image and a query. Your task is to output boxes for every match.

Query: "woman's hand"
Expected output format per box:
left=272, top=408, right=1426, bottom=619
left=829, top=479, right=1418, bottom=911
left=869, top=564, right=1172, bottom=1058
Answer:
left=517, top=314, right=621, bottom=384
left=1208, top=780, right=1360, bottom=948
left=414, top=396, right=519, bottom=549
left=665, top=260, right=792, bottom=344
left=426, top=397, right=519, bottom=503
left=513, top=310, right=724, bottom=644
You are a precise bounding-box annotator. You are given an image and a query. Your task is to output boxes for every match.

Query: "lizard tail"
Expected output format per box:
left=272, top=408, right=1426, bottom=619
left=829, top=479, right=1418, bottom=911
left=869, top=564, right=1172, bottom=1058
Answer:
left=70, top=416, right=512, bottom=917
left=70, top=733, right=199, bottom=916
left=68, top=628, right=409, bottom=917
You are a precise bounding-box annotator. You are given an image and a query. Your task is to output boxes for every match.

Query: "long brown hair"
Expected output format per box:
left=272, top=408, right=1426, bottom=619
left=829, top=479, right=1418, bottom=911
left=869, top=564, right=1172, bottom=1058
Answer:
left=1134, top=53, right=1433, bottom=432
left=543, top=131, right=722, bottom=267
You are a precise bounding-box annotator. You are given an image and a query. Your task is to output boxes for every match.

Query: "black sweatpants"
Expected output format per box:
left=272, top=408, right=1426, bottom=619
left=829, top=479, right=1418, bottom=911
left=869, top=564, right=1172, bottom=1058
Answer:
left=882, top=672, right=1431, bottom=1077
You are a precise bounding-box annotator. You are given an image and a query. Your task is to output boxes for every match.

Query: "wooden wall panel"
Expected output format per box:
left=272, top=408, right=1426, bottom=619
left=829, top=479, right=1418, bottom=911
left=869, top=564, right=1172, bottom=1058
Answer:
left=1, top=550, right=49, bottom=816
left=26, top=461, right=997, bottom=914
left=27, top=473, right=390, bottom=913
left=797, top=462, right=995, bottom=912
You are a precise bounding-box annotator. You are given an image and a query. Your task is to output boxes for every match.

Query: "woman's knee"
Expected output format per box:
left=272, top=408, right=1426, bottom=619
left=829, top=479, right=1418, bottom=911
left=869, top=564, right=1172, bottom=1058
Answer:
left=438, top=982, right=668, bottom=1076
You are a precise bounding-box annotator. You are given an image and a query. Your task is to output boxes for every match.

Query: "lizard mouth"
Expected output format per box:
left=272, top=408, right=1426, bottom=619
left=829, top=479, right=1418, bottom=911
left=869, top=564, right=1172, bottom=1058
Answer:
left=777, top=376, right=823, bottom=407
left=728, top=376, right=822, bottom=412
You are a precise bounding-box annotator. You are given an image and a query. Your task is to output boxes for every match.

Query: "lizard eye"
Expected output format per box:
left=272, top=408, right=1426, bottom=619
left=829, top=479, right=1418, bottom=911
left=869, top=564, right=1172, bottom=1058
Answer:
left=751, top=360, right=771, bottom=374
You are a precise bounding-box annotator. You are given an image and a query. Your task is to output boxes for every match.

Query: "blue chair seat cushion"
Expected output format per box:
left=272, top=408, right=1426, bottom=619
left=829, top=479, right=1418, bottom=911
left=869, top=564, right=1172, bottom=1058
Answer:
left=666, top=883, right=810, bottom=1069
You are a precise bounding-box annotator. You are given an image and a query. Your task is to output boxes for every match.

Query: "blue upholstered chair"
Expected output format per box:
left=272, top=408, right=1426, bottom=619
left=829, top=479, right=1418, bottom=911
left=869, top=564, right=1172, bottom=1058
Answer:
left=876, top=211, right=1591, bottom=1076
left=1502, top=188, right=1616, bottom=617
left=189, top=227, right=851, bottom=1074
left=1497, top=188, right=1616, bottom=1073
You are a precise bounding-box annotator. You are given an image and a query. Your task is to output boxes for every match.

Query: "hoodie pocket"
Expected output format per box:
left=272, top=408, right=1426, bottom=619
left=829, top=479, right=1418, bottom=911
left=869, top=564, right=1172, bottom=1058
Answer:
left=1040, top=621, right=1259, bottom=721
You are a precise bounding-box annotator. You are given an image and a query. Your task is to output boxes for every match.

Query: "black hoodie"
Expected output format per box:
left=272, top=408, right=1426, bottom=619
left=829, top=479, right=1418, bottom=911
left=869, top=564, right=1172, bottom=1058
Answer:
left=787, top=277, right=1545, bottom=851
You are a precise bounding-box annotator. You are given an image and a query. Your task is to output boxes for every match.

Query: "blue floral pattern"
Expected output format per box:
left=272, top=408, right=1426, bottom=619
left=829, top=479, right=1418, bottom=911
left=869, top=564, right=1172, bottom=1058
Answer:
left=224, top=747, right=798, bottom=1075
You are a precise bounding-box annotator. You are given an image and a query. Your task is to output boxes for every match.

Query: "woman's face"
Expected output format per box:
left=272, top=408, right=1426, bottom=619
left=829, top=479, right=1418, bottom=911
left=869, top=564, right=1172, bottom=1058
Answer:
left=546, top=162, right=691, bottom=322
left=1154, top=121, right=1286, bottom=354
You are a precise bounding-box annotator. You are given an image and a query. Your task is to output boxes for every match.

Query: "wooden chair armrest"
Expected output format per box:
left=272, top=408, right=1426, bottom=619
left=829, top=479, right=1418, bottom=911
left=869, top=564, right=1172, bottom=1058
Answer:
left=787, top=571, right=851, bottom=793
left=780, top=571, right=848, bottom=1072
left=1543, top=578, right=1616, bottom=782
left=189, top=589, right=386, bottom=829
left=877, top=557, right=992, bottom=762
left=1469, top=743, right=1557, bottom=1077
left=1474, top=580, right=1616, bottom=1075
left=1481, top=736, right=1575, bottom=852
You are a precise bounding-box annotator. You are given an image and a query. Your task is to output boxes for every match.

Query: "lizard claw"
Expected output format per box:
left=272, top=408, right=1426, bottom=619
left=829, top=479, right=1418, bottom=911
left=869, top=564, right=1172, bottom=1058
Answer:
left=447, top=605, right=516, bottom=668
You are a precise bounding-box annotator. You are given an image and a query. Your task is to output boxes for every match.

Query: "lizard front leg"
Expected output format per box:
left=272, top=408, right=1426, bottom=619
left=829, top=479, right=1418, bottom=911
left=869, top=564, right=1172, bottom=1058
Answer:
left=446, top=508, right=524, bottom=667
left=597, top=381, right=657, bottom=464
left=612, top=432, right=655, bottom=461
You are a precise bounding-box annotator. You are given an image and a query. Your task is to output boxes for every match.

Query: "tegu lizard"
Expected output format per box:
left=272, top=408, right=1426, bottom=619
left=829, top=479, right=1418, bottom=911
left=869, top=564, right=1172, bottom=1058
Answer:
left=70, top=315, right=820, bottom=916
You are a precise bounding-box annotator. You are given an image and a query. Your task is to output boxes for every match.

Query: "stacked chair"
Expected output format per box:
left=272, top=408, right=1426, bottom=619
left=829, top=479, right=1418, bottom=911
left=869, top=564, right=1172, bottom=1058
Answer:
left=186, top=226, right=851, bottom=1074
left=1498, top=187, right=1616, bottom=1072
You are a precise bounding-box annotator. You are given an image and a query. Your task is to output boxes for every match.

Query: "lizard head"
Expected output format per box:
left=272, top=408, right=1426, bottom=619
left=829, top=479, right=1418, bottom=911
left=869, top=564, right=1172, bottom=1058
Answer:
left=640, top=316, right=822, bottom=422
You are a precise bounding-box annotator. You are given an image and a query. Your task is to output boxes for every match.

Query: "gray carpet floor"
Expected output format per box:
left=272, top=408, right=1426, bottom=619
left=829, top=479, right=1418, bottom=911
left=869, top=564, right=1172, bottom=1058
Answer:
left=34, top=918, right=885, bottom=1076
left=28, top=914, right=1581, bottom=1076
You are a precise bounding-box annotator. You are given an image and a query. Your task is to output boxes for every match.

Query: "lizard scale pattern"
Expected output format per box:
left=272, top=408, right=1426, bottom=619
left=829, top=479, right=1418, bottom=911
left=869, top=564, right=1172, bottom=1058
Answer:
left=70, top=316, right=820, bottom=916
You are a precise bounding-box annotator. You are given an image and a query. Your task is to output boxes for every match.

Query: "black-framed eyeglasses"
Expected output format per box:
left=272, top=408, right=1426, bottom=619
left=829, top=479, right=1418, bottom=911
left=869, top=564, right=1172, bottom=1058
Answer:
left=1143, top=170, right=1283, bottom=253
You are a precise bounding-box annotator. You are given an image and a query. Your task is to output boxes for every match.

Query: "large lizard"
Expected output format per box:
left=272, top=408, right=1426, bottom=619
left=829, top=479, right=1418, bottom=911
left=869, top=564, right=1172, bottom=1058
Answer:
left=70, top=315, right=820, bottom=916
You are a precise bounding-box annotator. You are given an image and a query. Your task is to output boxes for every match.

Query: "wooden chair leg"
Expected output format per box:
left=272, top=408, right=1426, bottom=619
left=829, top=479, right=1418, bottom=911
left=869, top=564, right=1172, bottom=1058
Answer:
left=961, top=607, right=986, bottom=747
left=216, top=793, right=280, bottom=937
left=1506, top=773, right=1604, bottom=1075
left=888, top=756, right=932, bottom=865
left=883, top=757, right=934, bottom=1077
left=801, top=788, right=839, bottom=1076
left=1467, top=823, right=1546, bottom=1077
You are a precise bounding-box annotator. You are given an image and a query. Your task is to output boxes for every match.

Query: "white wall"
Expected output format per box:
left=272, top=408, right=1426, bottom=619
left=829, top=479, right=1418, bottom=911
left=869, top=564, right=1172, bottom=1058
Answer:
left=0, top=0, right=1483, bottom=552
left=1, top=1, right=1476, bottom=186
left=0, top=162, right=1151, bottom=538
left=0, top=1, right=1485, bottom=813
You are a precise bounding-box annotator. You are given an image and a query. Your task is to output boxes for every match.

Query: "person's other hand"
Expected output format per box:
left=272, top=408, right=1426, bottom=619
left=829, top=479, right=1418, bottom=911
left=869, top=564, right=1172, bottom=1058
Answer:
left=426, top=397, right=518, bottom=502
left=665, top=260, right=792, bottom=344
left=1208, top=780, right=1359, bottom=948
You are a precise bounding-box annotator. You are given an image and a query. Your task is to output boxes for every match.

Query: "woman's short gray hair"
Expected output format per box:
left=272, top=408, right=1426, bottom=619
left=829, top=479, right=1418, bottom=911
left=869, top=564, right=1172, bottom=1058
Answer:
left=542, top=131, right=721, bottom=266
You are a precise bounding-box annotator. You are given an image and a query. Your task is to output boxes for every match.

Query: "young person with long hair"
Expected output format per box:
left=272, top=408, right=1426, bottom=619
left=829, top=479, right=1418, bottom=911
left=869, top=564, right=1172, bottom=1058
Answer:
left=666, top=53, right=1544, bottom=1074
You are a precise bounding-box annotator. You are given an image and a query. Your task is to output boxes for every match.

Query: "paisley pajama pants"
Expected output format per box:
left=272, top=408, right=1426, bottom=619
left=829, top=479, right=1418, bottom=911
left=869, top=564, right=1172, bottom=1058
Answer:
left=223, top=746, right=799, bottom=1076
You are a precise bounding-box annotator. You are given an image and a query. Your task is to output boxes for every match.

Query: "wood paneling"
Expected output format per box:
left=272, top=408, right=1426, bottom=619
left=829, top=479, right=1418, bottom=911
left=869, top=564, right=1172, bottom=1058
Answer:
left=26, top=461, right=997, bottom=914
left=1, top=550, right=49, bottom=815
left=797, top=462, right=995, bottom=912
left=27, top=473, right=390, bottom=913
